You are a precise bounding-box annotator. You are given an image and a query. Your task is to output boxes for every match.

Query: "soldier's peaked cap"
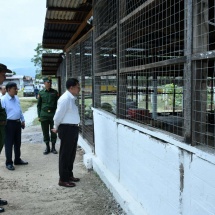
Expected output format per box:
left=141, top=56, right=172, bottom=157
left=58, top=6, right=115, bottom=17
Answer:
left=0, top=63, right=12, bottom=73
left=43, top=77, right=52, bottom=83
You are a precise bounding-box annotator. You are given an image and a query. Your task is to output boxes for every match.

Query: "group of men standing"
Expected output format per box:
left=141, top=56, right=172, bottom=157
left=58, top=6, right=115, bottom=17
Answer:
left=0, top=63, right=81, bottom=213
left=0, top=63, right=27, bottom=213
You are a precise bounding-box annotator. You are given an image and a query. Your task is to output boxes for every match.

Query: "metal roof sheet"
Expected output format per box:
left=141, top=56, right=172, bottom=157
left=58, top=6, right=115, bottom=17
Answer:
left=42, top=0, right=92, bottom=50
left=42, top=53, right=64, bottom=76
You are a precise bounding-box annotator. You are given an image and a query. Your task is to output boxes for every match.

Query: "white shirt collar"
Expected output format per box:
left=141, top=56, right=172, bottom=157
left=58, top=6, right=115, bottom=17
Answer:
left=66, top=90, right=76, bottom=99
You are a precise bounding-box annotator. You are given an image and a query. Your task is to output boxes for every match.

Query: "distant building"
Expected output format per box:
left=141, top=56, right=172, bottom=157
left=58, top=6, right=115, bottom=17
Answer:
left=1, top=74, right=34, bottom=90
left=23, top=76, right=33, bottom=86
left=3, top=74, right=24, bottom=89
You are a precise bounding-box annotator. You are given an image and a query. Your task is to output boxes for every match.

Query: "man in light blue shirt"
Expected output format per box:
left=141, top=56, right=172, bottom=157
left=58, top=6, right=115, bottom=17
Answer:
left=1, top=82, right=28, bottom=171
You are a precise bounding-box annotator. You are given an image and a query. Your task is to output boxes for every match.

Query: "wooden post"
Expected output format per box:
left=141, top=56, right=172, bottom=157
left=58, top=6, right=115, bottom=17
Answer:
left=192, top=0, right=209, bottom=145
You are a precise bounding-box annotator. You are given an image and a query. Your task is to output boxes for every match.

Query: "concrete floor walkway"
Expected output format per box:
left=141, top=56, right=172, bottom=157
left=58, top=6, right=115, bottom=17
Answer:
left=0, top=125, right=125, bottom=215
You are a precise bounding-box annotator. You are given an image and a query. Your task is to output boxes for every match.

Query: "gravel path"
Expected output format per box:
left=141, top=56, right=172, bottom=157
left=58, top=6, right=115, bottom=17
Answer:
left=23, top=104, right=37, bottom=127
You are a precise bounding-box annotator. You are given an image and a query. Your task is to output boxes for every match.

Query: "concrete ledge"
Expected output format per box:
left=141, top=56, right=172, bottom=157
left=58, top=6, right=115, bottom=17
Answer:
left=92, top=156, right=148, bottom=215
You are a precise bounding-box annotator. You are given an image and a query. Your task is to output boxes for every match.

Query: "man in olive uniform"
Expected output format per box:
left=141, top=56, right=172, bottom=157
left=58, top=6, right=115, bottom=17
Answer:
left=37, top=77, right=58, bottom=155
left=0, top=63, right=12, bottom=213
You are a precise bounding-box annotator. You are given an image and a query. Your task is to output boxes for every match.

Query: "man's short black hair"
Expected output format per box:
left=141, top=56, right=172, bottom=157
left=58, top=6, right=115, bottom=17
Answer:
left=6, top=82, right=17, bottom=91
left=66, top=78, right=79, bottom=89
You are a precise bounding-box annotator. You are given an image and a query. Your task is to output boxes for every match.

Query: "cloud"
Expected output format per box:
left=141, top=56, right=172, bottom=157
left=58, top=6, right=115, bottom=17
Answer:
left=0, top=0, right=46, bottom=76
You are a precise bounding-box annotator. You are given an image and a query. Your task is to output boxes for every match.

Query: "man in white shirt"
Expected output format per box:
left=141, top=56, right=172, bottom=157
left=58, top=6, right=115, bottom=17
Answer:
left=52, top=78, right=81, bottom=187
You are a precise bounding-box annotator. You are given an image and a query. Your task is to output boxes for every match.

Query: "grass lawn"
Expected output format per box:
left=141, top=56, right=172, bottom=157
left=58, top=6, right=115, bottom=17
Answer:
left=18, top=90, right=38, bottom=113
left=20, top=98, right=37, bottom=113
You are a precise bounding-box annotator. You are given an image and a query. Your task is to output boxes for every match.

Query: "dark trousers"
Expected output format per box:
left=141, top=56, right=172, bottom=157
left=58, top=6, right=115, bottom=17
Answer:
left=5, top=120, right=22, bottom=165
left=41, top=119, right=57, bottom=144
left=58, top=124, right=79, bottom=182
left=0, top=125, right=5, bottom=153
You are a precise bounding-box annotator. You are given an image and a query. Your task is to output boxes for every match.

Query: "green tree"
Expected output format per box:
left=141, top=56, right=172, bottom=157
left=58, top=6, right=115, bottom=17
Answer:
left=31, top=43, right=60, bottom=79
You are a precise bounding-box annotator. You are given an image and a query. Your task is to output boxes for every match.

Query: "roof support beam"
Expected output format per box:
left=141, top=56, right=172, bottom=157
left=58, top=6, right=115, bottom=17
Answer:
left=42, top=67, right=58, bottom=70
left=47, top=7, right=89, bottom=13
left=43, top=56, right=61, bottom=59
left=42, top=71, right=57, bottom=76
left=43, top=36, right=71, bottom=40
left=45, top=19, right=82, bottom=24
left=64, top=9, right=93, bottom=51
left=44, top=30, right=75, bottom=34
left=42, top=44, right=65, bottom=49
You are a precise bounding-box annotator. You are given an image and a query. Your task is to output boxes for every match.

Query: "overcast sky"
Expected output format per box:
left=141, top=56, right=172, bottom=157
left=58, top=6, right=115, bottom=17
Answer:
left=0, top=0, right=46, bottom=76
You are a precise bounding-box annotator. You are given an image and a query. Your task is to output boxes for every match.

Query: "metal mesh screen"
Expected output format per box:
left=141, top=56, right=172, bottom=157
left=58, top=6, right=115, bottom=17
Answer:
left=94, top=0, right=185, bottom=134
left=193, top=0, right=215, bottom=53
left=69, top=45, right=81, bottom=79
left=118, top=65, right=184, bottom=136
left=57, top=58, right=67, bottom=93
left=87, top=0, right=215, bottom=149
left=94, top=32, right=117, bottom=74
left=192, top=60, right=214, bottom=148
left=80, top=33, right=94, bottom=146
left=67, top=33, right=94, bottom=147
left=94, top=75, right=117, bottom=113
left=94, top=0, right=117, bottom=112
left=120, top=0, right=184, bottom=67
left=93, top=0, right=117, bottom=38
left=191, top=1, right=215, bottom=148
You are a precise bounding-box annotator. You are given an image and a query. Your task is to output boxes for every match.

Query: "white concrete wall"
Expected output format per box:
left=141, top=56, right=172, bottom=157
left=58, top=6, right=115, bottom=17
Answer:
left=89, top=109, right=215, bottom=215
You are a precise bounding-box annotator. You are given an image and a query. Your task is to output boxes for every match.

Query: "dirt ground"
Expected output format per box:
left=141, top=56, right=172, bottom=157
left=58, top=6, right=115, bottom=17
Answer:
left=0, top=125, right=125, bottom=215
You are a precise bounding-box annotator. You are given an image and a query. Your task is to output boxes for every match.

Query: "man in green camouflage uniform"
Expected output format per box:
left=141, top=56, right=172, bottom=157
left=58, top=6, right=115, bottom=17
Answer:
left=37, top=77, right=59, bottom=155
left=0, top=63, right=12, bottom=213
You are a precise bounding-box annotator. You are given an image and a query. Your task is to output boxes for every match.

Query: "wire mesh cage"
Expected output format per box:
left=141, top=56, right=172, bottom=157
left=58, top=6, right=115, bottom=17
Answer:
left=118, top=65, right=184, bottom=136
left=120, top=0, right=184, bottom=67
left=94, top=32, right=117, bottom=75
left=58, top=58, right=67, bottom=93
left=88, top=0, right=215, bottom=148
left=80, top=33, right=94, bottom=146
left=192, top=60, right=215, bottom=148
left=93, top=0, right=117, bottom=38
left=67, top=32, right=94, bottom=147
left=193, top=0, right=215, bottom=53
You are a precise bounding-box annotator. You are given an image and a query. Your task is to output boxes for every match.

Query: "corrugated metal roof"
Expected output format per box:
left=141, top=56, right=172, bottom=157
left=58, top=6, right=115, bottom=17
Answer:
left=42, top=53, right=64, bottom=76
left=42, top=0, right=92, bottom=50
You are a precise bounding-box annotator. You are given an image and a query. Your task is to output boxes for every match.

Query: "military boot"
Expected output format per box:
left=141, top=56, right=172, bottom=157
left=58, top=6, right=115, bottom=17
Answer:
left=43, top=143, right=50, bottom=155
left=51, top=143, right=57, bottom=154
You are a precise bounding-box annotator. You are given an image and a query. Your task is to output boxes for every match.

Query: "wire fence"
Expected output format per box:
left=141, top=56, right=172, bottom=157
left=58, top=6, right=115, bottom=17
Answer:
left=67, top=32, right=94, bottom=147
left=64, top=0, right=215, bottom=149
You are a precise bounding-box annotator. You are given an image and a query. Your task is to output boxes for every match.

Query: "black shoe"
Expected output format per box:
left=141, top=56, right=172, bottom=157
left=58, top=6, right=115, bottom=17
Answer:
left=6, top=164, right=15, bottom=171
left=0, top=207, right=4, bottom=213
left=0, top=199, right=7, bottom=206
left=14, top=160, right=28, bottom=165
left=51, top=143, right=57, bottom=154
left=43, top=145, right=50, bottom=155
left=51, top=147, right=57, bottom=154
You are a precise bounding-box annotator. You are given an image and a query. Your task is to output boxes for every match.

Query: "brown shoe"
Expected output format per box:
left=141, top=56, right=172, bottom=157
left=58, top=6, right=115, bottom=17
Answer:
left=58, top=180, right=76, bottom=187
left=69, top=176, right=80, bottom=182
